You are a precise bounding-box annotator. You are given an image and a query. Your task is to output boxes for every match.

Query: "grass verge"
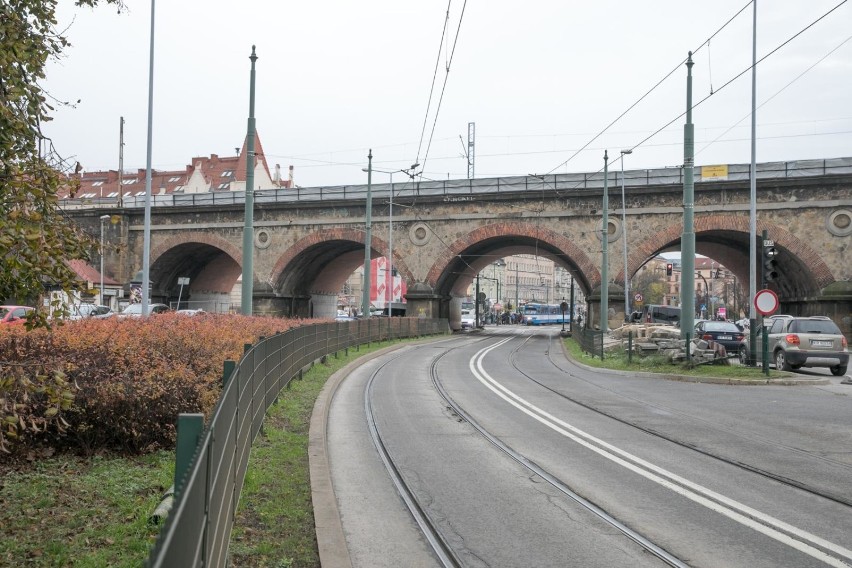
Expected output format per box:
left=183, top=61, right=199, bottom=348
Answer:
left=563, top=336, right=789, bottom=379
left=228, top=339, right=412, bottom=568
left=0, top=451, right=173, bottom=567
left=0, top=337, right=414, bottom=568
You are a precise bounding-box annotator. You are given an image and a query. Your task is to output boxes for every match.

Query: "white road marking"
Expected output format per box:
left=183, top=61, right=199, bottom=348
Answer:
left=468, top=337, right=852, bottom=567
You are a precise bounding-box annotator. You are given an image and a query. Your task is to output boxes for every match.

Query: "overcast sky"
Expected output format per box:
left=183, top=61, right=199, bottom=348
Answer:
left=44, top=1, right=852, bottom=188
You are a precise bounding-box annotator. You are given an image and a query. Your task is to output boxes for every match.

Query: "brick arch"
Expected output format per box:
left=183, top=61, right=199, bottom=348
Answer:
left=425, top=221, right=600, bottom=289
left=268, top=227, right=413, bottom=290
left=151, top=231, right=242, bottom=266
left=625, top=214, right=834, bottom=289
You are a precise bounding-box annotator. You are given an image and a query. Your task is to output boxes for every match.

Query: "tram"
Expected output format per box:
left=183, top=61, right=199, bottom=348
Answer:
left=521, top=303, right=570, bottom=325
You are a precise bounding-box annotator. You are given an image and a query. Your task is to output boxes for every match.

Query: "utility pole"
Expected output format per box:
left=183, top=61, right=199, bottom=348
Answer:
left=361, top=150, right=373, bottom=319
left=241, top=45, right=258, bottom=316
left=514, top=261, right=519, bottom=315
left=117, top=116, right=124, bottom=208
left=748, top=1, right=759, bottom=365
left=620, top=149, right=632, bottom=321
left=569, top=274, right=575, bottom=330
left=140, top=0, right=156, bottom=319
left=680, top=52, right=696, bottom=341
left=467, top=122, right=475, bottom=179
left=600, top=151, right=609, bottom=333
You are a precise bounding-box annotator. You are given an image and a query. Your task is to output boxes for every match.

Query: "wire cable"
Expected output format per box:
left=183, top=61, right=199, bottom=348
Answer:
left=544, top=1, right=753, bottom=175
left=414, top=2, right=453, bottom=171
left=696, top=31, right=852, bottom=157
left=626, top=0, right=849, bottom=159
left=418, top=0, right=469, bottom=179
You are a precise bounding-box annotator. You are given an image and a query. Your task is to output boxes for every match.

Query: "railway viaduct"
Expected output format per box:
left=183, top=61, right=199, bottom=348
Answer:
left=67, top=159, right=852, bottom=333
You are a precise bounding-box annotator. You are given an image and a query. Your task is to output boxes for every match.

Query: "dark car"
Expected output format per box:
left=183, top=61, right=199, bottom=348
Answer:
left=741, top=316, right=848, bottom=376
left=694, top=320, right=745, bottom=354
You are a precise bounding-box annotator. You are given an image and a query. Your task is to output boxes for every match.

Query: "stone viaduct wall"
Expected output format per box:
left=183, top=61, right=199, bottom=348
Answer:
left=70, top=171, right=851, bottom=333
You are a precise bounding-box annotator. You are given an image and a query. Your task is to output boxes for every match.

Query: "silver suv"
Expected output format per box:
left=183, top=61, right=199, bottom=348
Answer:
left=756, top=316, right=848, bottom=376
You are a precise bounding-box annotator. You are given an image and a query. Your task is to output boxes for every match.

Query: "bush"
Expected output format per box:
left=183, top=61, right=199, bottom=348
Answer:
left=0, top=313, right=319, bottom=457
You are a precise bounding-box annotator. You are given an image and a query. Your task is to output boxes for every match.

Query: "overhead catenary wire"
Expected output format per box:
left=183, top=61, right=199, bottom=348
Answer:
left=625, top=0, right=849, bottom=159
left=416, top=0, right=469, bottom=179
left=544, top=0, right=753, bottom=176
left=536, top=0, right=851, bottom=200
left=413, top=2, right=453, bottom=171
left=697, top=31, right=852, bottom=157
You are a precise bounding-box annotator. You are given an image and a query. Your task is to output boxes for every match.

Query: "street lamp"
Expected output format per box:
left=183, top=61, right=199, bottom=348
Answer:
left=361, top=151, right=373, bottom=318
left=99, top=214, right=110, bottom=307
left=363, top=162, right=418, bottom=315
left=620, top=149, right=632, bottom=321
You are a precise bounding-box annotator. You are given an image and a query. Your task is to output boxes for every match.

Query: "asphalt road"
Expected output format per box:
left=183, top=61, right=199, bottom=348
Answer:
left=318, top=327, right=852, bottom=567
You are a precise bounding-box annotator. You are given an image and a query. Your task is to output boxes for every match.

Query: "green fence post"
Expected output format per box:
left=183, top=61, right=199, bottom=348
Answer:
left=222, top=360, right=236, bottom=388
left=174, top=413, right=204, bottom=500
left=628, top=331, right=633, bottom=365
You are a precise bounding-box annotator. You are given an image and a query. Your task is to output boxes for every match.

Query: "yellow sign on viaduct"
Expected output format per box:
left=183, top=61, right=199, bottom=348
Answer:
left=72, top=159, right=851, bottom=334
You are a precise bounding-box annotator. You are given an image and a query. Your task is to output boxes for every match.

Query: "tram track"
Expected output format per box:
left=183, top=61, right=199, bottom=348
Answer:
left=502, top=330, right=852, bottom=509
left=361, top=333, right=687, bottom=567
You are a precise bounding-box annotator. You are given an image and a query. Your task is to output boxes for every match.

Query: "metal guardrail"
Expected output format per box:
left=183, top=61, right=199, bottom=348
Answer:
left=146, top=317, right=448, bottom=567
left=60, top=157, right=852, bottom=210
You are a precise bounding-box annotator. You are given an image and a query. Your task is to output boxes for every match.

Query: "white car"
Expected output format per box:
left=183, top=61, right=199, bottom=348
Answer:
left=68, top=304, right=114, bottom=320
left=119, top=303, right=170, bottom=317
left=460, top=309, right=476, bottom=330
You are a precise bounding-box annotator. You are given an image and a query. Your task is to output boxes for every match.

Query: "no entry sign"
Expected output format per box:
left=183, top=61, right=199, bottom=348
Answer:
left=754, top=289, right=779, bottom=316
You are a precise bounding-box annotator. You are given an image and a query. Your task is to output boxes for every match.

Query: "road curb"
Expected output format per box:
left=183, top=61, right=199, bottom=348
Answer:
left=308, top=336, right=450, bottom=568
left=557, top=337, right=831, bottom=386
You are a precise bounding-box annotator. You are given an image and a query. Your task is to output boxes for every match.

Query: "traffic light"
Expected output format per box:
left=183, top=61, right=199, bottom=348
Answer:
left=666, top=263, right=673, bottom=277
left=762, top=244, right=779, bottom=284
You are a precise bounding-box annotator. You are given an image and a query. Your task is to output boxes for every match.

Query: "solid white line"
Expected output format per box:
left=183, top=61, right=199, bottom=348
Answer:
left=468, top=339, right=852, bottom=567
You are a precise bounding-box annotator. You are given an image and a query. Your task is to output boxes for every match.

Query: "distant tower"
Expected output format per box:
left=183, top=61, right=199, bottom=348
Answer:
left=467, top=122, right=475, bottom=179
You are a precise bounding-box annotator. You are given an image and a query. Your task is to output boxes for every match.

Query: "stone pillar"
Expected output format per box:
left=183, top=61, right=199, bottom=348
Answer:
left=404, top=282, right=444, bottom=323
left=588, top=285, right=626, bottom=331
left=309, top=292, right=338, bottom=320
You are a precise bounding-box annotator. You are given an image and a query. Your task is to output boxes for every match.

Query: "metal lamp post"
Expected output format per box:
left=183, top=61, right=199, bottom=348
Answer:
left=620, top=149, right=632, bottom=321
left=362, top=151, right=373, bottom=319
left=99, top=215, right=110, bottom=307
left=363, top=162, right=419, bottom=316
left=241, top=45, right=258, bottom=316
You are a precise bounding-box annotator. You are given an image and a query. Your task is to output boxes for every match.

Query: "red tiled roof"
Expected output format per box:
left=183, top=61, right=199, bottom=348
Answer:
left=58, top=131, right=284, bottom=198
left=67, top=259, right=121, bottom=286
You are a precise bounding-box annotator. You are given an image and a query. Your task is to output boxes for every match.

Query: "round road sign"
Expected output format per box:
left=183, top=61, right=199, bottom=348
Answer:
left=634, top=293, right=643, bottom=303
left=754, top=289, right=779, bottom=316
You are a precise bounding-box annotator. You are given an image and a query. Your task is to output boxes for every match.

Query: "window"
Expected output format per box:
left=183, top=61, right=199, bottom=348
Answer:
left=218, top=182, right=229, bottom=190
left=80, top=192, right=96, bottom=198
left=122, top=179, right=137, bottom=185
left=769, top=319, right=785, bottom=334
left=135, top=191, right=146, bottom=196
left=168, top=176, right=181, bottom=182
left=91, top=181, right=104, bottom=186
left=221, top=170, right=233, bottom=177
left=106, top=192, right=118, bottom=197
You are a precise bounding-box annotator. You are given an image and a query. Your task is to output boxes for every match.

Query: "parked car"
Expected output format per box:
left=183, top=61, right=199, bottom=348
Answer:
left=69, top=304, right=114, bottom=320
left=119, top=303, right=170, bottom=317
left=0, top=305, right=34, bottom=325
left=738, top=316, right=848, bottom=376
left=176, top=308, right=205, bottom=316
left=460, top=309, right=476, bottom=330
left=694, top=320, right=745, bottom=353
